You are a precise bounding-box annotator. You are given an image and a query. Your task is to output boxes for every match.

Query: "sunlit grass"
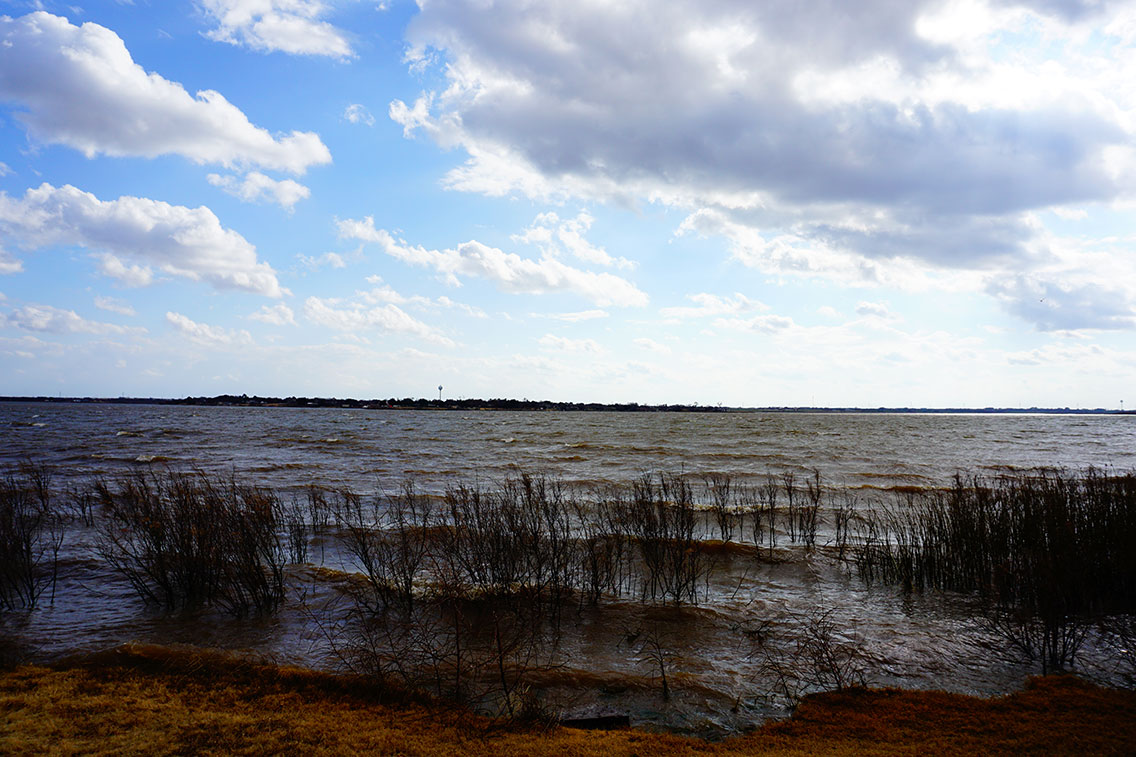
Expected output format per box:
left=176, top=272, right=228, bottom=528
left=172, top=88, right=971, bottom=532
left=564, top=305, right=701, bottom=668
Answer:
left=2, top=646, right=1134, bottom=755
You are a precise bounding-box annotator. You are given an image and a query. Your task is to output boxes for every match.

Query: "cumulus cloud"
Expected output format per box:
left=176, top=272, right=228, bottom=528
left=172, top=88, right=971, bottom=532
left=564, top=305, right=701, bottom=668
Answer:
left=661, top=292, right=768, bottom=320
left=339, top=216, right=648, bottom=307
left=96, top=254, right=154, bottom=288
left=988, top=274, right=1136, bottom=331
left=94, top=295, right=136, bottom=317
left=392, top=0, right=1134, bottom=298
left=201, top=0, right=354, bottom=59
left=541, top=309, right=609, bottom=322
left=303, top=295, right=455, bottom=346
left=343, top=103, right=375, bottom=125
left=249, top=303, right=296, bottom=326
left=0, top=249, right=23, bottom=274
left=2, top=303, right=143, bottom=335
left=538, top=334, right=603, bottom=353
left=855, top=301, right=894, bottom=319
left=0, top=12, right=331, bottom=173
left=715, top=314, right=796, bottom=335
left=166, top=311, right=253, bottom=346
left=298, top=252, right=348, bottom=270
left=513, top=211, right=634, bottom=269
left=634, top=337, right=672, bottom=355
left=360, top=276, right=489, bottom=318
left=0, top=183, right=285, bottom=297
left=207, top=171, right=311, bottom=210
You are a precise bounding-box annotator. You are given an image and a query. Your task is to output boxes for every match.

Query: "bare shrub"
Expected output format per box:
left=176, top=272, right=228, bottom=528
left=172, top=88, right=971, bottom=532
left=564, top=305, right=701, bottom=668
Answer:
left=799, top=470, right=822, bottom=548
left=748, top=608, right=871, bottom=707
left=574, top=496, right=629, bottom=605
left=94, top=469, right=285, bottom=615
left=832, top=490, right=858, bottom=560
left=622, top=473, right=712, bottom=604
left=854, top=469, right=1136, bottom=674
left=0, top=465, right=64, bottom=611
left=622, top=624, right=679, bottom=701
left=704, top=473, right=735, bottom=543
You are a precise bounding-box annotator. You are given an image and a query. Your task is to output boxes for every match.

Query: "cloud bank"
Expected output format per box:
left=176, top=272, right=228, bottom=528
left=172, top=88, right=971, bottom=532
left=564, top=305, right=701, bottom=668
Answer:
left=391, top=0, right=1136, bottom=330
left=339, top=216, right=648, bottom=307
left=0, top=183, right=285, bottom=297
left=0, top=12, right=331, bottom=173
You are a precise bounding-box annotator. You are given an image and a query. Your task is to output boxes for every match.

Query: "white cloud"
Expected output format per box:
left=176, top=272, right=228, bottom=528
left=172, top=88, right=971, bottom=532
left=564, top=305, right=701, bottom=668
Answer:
left=435, top=296, right=488, bottom=319
left=166, top=311, right=253, bottom=346
left=714, top=314, right=796, bottom=335
left=634, top=337, right=672, bottom=355
left=303, top=295, right=455, bottom=346
left=0, top=249, right=23, bottom=274
left=0, top=12, right=331, bottom=173
left=339, top=216, right=648, bottom=307
left=0, top=183, right=285, bottom=297
left=2, top=303, right=142, bottom=335
left=93, top=295, right=135, bottom=316
left=513, top=211, right=635, bottom=269
left=541, top=309, right=609, bottom=322
left=393, top=0, right=1136, bottom=319
left=538, top=334, right=603, bottom=353
left=360, top=276, right=488, bottom=318
left=96, top=254, right=154, bottom=288
left=988, top=274, right=1136, bottom=331
left=249, top=303, right=296, bottom=326
left=0, top=162, right=11, bottom=177
left=298, top=251, right=347, bottom=270
left=207, top=171, right=311, bottom=210
left=201, top=0, right=354, bottom=59
left=660, top=292, right=768, bottom=320
left=855, top=301, right=894, bottom=319
left=343, top=103, right=375, bottom=125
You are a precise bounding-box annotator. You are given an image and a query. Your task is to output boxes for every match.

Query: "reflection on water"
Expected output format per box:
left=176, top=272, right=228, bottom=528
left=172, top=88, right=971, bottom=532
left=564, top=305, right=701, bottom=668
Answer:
left=2, top=402, right=1134, bottom=734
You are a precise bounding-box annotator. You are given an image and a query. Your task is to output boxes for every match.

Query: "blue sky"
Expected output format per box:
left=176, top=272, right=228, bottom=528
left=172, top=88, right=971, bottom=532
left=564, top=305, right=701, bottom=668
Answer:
left=1, top=0, right=1134, bottom=407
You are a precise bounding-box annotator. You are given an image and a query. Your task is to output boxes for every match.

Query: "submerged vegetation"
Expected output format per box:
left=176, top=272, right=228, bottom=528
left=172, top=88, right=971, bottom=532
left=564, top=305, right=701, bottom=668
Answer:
left=2, top=462, right=1136, bottom=733
left=854, top=470, right=1136, bottom=673
left=0, top=465, right=63, bottom=611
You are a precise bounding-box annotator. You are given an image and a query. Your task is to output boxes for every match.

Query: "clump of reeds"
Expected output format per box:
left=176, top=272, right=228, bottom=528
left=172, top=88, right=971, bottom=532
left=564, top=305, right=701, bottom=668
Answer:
left=94, top=469, right=286, bottom=615
left=621, top=473, right=712, bottom=605
left=853, top=468, right=1136, bottom=673
left=744, top=607, right=871, bottom=708
left=0, top=465, right=63, bottom=611
left=331, top=474, right=575, bottom=716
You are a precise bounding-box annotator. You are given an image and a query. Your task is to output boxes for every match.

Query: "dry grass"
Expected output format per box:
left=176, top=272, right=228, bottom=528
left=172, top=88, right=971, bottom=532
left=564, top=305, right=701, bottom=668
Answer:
left=2, top=646, right=1134, bottom=756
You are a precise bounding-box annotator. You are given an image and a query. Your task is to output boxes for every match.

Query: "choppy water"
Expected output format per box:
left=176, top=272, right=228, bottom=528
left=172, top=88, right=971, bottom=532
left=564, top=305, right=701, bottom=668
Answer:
left=3, top=402, right=1134, bottom=734
left=6, top=402, right=1135, bottom=493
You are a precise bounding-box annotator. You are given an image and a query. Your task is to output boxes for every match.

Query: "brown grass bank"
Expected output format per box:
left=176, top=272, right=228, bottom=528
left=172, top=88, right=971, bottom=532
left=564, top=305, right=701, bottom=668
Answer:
left=1, top=645, right=1134, bottom=756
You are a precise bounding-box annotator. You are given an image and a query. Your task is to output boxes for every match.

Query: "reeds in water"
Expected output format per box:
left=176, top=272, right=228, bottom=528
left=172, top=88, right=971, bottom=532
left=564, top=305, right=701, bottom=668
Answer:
left=853, top=469, right=1136, bottom=672
left=0, top=465, right=63, bottom=611
left=94, top=470, right=286, bottom=615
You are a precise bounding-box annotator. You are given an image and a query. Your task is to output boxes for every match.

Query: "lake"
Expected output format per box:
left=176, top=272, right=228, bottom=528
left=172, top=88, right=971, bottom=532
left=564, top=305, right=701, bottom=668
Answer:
left=2, top=402, right=1133, bottom=735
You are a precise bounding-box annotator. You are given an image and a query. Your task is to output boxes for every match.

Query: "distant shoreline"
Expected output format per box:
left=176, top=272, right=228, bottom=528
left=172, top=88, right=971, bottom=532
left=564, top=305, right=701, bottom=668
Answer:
left=1, top=394, right=1132, bottom=414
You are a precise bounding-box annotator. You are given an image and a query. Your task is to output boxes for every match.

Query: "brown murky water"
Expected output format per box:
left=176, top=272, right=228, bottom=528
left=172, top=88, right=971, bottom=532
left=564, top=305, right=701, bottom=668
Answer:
left=3, top=402, right=1134, bottom=735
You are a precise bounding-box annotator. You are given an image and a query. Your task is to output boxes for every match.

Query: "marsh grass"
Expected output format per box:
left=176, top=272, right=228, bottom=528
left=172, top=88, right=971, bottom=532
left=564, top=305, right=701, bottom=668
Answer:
left=7, top=461, right=1136, bottom=730
left=853, top=469, right=1136, bottom=673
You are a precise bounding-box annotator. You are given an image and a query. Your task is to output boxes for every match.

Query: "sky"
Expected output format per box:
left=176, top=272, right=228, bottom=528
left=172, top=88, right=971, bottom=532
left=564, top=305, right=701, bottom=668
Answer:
left=1, top=0, right=1134, bottom=408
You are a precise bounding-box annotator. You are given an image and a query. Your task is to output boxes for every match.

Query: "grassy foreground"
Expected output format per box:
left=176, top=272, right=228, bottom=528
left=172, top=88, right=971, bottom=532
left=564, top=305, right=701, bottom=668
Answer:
left=2, top=646, right=1134, bottom=756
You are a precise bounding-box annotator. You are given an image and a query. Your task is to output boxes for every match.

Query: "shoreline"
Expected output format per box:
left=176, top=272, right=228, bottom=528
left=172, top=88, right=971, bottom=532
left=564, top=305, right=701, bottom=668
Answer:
left=2, top=394, right=1133, bottom=414
left=2, top=644, right=1134, bottom=755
